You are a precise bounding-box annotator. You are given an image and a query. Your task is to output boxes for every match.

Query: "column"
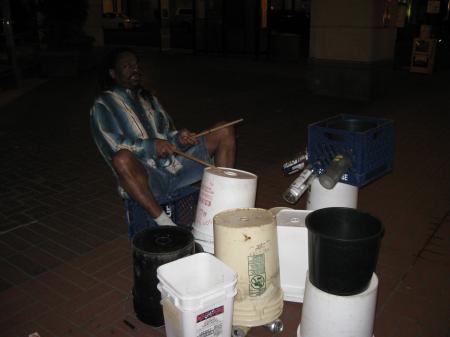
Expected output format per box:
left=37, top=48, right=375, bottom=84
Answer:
left=308, top=0, right=397, bottom=100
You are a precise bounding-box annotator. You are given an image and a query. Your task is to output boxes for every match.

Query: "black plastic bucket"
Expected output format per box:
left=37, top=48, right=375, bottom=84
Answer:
left=305, top=207, right=384, bottom=296
left=132, top=226, right=195, bottom=326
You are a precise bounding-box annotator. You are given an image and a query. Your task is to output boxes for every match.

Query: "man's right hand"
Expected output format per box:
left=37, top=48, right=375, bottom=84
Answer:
left=155, top=139, right=176, bottom=157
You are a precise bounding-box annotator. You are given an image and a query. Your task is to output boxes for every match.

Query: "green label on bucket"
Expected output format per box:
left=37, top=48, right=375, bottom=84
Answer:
left=248, top=254, right=266, bottom=296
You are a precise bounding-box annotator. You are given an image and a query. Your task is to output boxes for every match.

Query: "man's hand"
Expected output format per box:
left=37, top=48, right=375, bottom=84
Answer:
left=178, top=129, right=198, bottom=146
left=155, top=139, right=176, bottom=157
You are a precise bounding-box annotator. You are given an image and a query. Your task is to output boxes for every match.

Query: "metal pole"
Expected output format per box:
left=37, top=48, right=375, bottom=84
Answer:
left=222, top=0, right=227, bottom=55
left=266, top=0, right=272, bottom=60
left=204, top=0, right=209, bottom=53
left=2, top=0, right=22, bottom=87
left=254, top=0, right=261, bottom=60
left=192, top=0, right=197, bottom=54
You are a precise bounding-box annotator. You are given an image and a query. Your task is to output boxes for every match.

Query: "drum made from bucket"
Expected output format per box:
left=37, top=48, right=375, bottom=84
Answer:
left=298, top=271, right=378, bottom=337
left=307, top=177, right=358, bottom=210
left=214, top=208, right=284, bottom=327
left=273, top=208, right=311, bottom=303
left=305, top=207, right=383, bottom=295
left=132, top=226, right=195, bottom=326
left=157, top=253, right=238, bottom=337
left=192, top=167, right=257, bottom=253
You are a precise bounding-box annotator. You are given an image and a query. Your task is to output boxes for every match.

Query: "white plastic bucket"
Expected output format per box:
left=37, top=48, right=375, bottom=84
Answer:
left=272, top=208, right=311, bottom=303
left=298, top=271, right=378, bottom=337
left=214, top=208, right=283, bottom=327
left=157, top=253, right=237, bottom=337
left=307, top=177, right=358, bottom=210
left=192, top=167, right=257, bottom=253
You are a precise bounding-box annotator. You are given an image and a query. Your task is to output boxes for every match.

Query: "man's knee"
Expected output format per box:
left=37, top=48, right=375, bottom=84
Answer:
left=216, top=124, right=235, bottom=142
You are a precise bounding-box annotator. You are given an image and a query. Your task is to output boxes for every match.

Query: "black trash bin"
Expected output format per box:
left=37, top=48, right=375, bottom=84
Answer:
left=132, top=226, right=195, bottom=326
left=305, top=207, right=384, bottom=296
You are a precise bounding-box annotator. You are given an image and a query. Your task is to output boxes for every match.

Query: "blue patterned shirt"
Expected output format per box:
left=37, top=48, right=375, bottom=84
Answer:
left=90, top=85, right=186, bottom=197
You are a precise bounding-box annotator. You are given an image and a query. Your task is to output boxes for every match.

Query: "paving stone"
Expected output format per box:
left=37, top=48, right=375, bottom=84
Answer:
left=1, top=320, right=51, bottom=337
left=36, top=310, right=80, bottom=337
left=0, top=220, right=23, bottom=233
left=10, top=226, right=47, bottom=245
left=8, top=254, right=47, bottom=277
left=92, top=255, right=132, bottom=282
left=22, top=246, right=64, bottom=270
left=0, top=278, right=12, bottom=292
left=0, top=286, right=37, bottom=324
left=0, top=241, right=17, bottom=258
left=66, top=228, right=107, bottom=248
left=52, top=264, right=99, bottom=291
left=55, top=283, right=115, bottom=316
left=70, top=290, right=125, bottom=326
left=0, top=300, right=50, bottom=334
left=0, top=259, right=30, bottom=284
left=37, top=271, right=85, bottom=300
left=84, top=299, right=130, bottom=335
left=0, top=231, right=34, bottom=251
left=38, top=240, right=79, bottom=261
left=104, top=274, right=132, bottom=295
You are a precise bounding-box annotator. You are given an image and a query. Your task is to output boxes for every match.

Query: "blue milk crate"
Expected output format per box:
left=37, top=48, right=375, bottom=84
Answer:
left=158, top=185, right=200, bottom=229
left=307, top=114, right=394, bottom=187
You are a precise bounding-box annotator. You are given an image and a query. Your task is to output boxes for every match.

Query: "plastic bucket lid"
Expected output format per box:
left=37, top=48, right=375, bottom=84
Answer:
left=132, top=226, right=194, bottom=326
left=305, top=207, right=384, bottom=295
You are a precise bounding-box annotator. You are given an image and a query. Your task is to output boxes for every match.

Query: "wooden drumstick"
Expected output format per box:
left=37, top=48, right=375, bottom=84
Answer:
left=195, top=118, right=244, bottom=138
left=173, top=149, right=216, bottom=168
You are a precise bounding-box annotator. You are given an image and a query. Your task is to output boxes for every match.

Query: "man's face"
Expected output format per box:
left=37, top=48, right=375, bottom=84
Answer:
left=110, top=52, right=142, bottom=90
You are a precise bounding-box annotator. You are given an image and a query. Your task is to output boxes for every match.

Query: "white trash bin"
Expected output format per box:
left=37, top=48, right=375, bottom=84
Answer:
left=157, top=253, right=238, bottom=337
left=307, top=177, right=358, bottom=210
left=298, top=271, right=378, bottom=337
left=274, top=208, right=311, bottom=303
left=192, top=167, right=257, bottom=253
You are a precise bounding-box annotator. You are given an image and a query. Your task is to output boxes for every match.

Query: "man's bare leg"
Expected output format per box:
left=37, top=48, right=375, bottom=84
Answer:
left=204, top=124, right=236, bottom=167
left=112, top=149, right=165, bottom=219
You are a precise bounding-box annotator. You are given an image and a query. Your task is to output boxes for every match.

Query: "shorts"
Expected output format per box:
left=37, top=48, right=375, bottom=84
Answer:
left=124, top=137, right=211, bottom=238
left=145, top=136, right=212, bottom=202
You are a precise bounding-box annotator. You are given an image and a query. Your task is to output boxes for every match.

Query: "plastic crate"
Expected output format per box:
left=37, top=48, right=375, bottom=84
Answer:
left=159, top=185, right=200, bottom=229
left=307, top=114, right=394, bottom=187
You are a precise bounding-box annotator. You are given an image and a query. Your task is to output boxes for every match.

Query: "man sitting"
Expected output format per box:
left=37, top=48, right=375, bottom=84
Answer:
left=90, top=48, right=236, bottom=237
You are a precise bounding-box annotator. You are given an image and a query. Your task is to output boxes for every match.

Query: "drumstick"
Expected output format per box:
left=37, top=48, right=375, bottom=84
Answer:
left=195, top=118, right=244, bottom=138
left=173, top=149, right=216, bottom=168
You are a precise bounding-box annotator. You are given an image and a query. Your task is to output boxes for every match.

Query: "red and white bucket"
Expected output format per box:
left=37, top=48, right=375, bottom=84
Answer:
left=192, top=167, right=257, bottom=253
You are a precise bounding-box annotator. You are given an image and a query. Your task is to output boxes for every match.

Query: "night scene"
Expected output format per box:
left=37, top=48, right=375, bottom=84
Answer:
left=0, top=0, right=449, bottom=337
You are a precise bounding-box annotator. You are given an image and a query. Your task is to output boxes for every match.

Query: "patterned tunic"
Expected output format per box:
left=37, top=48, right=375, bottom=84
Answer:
left=90, top=85, right=186, bottom=197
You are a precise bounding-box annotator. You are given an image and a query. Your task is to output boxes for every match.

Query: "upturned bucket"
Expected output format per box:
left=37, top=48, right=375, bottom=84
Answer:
left=214, top=208, right=283, bottom=327
left=192, top=167, right=257, bottom=253
left=132, top=226, right=195, bottom=326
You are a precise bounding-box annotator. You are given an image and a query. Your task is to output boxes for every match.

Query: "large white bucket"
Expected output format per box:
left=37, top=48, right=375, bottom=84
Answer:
left=298, top=271, right=378, bottom=337
left=157, top=253, right=238, bottom=337
left=192, top=167, right=257, bottom=253
left=307, top=177, right=358, bottom=210
left=214, top=208, right=283, bottom=327
left=271, top=208, right=311, bottom=303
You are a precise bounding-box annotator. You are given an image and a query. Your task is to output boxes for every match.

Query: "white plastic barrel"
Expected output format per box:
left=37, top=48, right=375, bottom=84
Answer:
left=192, top=167, right=257, bottom=253
left=271, top=208, right=311, bottom=303
left=298, top=271, right=378, bottom=337
left=157, top=253, right=238, bottom=337
left=214, top=208, right=283, bottom=327
left=307, top=177, right=358, bottom=210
